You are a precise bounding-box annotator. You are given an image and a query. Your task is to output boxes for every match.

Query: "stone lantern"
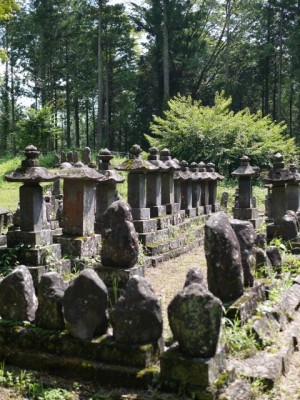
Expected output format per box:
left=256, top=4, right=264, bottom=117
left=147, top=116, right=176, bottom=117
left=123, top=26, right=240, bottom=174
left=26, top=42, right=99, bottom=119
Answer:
left=262, top=153, right=295, bottom=238
left=57, top=161, right=103, bottom=258
left=160, top=148, right=180, bottom=214
left=232, top=155, right=262, bottom=228
left=5, top=145, right=58, bottom=248
left=116, top=144, right=158, bottom=221
left=95, top=148, right=125, bottom=233
left=190, top=162, right=203, bottom=216
left=146, top=147, right=169, bottom=217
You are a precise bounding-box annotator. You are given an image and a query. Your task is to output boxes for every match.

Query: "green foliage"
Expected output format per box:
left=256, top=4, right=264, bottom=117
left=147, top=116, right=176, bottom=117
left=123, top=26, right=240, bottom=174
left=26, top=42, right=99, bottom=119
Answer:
left=146, top=92, right=298, bottom=174
left=15, top=105, right=61, bottom=155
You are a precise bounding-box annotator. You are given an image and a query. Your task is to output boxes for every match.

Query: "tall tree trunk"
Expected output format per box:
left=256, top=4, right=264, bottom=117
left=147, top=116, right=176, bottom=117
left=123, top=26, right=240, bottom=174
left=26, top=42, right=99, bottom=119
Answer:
left=74, top=97, right=80, bottom=148
left=162, top=0, right=170, bottom=109
left=97, top=0, right=104, bottom=149
left=104, top=52, right=110, bottom=148
left=277, top=5, right=284, bottom=121
left=65, top=42, right=71, bottom=148
left=225, top=0, right=232, bottom=94
left=85, top=98, right=89, bottom=147
left=289, top=82, right=294, bottom=137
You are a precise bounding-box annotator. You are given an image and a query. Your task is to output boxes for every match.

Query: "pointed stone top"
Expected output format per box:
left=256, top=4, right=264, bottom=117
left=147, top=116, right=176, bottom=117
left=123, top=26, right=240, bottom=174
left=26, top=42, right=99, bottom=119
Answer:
left=5, top=145, right=58, bottom=183
left=174, top=160, right=191, bottom=180
left=116, top=144, right=158, bottom=172
left=232, top=155, right=256, bottom=177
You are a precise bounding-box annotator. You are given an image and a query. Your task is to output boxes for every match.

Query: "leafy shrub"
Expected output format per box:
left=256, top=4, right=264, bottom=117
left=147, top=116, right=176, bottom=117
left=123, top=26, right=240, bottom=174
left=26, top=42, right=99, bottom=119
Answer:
left=146, top=92, right=298, bottom=175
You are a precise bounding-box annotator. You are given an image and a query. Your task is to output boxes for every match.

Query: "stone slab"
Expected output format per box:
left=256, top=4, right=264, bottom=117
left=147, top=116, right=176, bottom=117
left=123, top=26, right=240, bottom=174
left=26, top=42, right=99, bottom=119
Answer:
left=157, top=216, right=172, bottom=230
left=17, top=244, right=61, bottom=266
left=0, top=235, right=6, bottom=247
left=221, top=380, right=253, bottom=400
left=160, top=343, right=226, bottom=388
left=7, top=229, right=53, bottom=247
left=132, top=208, right=150, bottom=220
left=55, top=234, right=101, bottom=258
left=166, top=203, right=179, bottom=214
left=185, top=208, right=197, bottom=218
left=233, top=208, right=259, bottom=220
left=133, top=219, right=157, bottom=234
left=150, top=205, right=167, bottom=218
left=252, top=313, right=281, bottom=345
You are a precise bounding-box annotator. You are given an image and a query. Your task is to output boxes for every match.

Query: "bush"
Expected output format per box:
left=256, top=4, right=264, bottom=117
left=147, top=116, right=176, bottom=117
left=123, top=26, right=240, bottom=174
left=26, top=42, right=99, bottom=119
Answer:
left=146, top=92, right=298, bottom=175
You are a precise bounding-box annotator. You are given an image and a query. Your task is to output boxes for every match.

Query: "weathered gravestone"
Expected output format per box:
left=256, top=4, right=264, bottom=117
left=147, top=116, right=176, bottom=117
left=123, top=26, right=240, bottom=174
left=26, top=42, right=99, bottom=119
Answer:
left=101, top=200, right=139, bottom=268
left=230, top=219, right=257, bottom=287
left=184, top=266, right=206, bottom=288
left=111, top=275, right=163, bottom=344
left=205, top=211, right=244, bottom=302
left=168, top=282, right=222, bottom=357
left=63, top=269, right=108, bottom=340
left=35, top=272, right=67, bottom=330
left=282, top=210, right=299, bottom=242
left=266, top=246, right=282, bottom=275
left=0, top=265, right=38, bottom=322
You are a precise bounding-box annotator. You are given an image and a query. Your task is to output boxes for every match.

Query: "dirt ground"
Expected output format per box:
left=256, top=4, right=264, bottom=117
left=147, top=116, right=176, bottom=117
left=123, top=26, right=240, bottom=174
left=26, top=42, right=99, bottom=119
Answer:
left=0, top=245, right=300, bottom=399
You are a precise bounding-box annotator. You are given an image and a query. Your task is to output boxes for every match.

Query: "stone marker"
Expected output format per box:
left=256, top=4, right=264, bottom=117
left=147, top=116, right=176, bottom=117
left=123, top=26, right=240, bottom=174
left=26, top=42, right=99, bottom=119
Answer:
left=230, top=219, right=257, bottom=287
left=160, top=148, right=180, bottom=214
left=206, top=162, right=224, bottom=212
left=286, top=164, right=300, bottom=213
left=205, top=211, right=244, bottom=302
left=0, top=265, right=38, bottom=322
left=35, top=272, right=67, bottom=330
left=168, top=283, right=223, bottom=357
left=198, top=161, right=211, bottom=213
left=82, top=146, right=91, bottom=165
left=111, top=275, right=163, bottom=344
left=63, top=269, right=109, bottom=339
left=184, top=266, right=206, bottom=288
left=282, top=210, right=299, bottom=242
left=101, top=200, right=139, bottom=268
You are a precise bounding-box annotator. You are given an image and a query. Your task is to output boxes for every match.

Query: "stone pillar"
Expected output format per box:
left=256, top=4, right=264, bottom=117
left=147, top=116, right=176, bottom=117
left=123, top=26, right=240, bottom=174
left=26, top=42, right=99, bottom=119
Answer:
left=146, top=147, right=168, bottom=217
left=57, top=162, right=103, bottom=258
left=176, top=161, right=196, bottom=217
left=190, top=162, right=203, bottom=216
left=95, top=148, right=124, bottom=233
left=286, top=164, right=300, bottom=213
left=232, top=155, right=262, bottom=228
left=160, top=148, right=180, bottom=214
left=206, top=162, right=222, bottom=212
left=198, top=162, right=210, bottom=214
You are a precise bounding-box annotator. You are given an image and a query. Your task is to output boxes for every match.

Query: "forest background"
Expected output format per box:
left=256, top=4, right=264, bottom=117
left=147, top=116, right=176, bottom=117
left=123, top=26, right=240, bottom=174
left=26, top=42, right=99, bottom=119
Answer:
left=0, top=0, right=300, bottom=174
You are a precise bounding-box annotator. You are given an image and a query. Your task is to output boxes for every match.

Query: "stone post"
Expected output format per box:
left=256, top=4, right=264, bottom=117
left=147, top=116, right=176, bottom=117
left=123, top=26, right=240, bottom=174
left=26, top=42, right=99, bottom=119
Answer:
left=95, top=148, right=125, bottom=233
left=160, top=148, right=180, bottom=214
left=146, top=147, right=169, bottom=217
left=175, top=161, right=196, bottom=217
left=206, top=162, right=223, bottom=213
left=190, top=162, right=203, bottom=216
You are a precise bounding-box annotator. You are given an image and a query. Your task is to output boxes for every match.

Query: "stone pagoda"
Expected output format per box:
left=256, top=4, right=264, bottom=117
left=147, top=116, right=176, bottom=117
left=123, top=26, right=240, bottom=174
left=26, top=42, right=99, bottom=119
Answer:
left=286, top=164, right=300, bottom=214
left=232, top=155, right=262, bottom=228
left=160, top=148, right=180, bottom=214
left=174, top=161, right=196, bottom=217
left=198, top=161, right=211, bottom=213
left=95, top=148, right=125, bottom=234
left=206, top=162, right=224, bottom=213
left=5, top=145, right=61, bottom=282
left=56, top=161, right=103, bottom=258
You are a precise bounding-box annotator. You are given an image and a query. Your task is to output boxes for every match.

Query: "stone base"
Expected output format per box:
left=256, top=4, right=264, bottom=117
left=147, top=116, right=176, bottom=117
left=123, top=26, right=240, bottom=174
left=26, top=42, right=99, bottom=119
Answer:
left=17, top=243, right=61, bottom=266
left=7, top=229, right=53, bottom=247
left=160, top=344, right=226, bottom=397
left=95, top=264, right=145, bottom=289
left=157, top=215, right=172, bottom=230
left=131, top=208, right=150, bottom=220
left=196, top=206, right=205, bottom=216
left=171, top=210, right=185, bottom=225
left=55, top=234, right=101, bottom=258
left=150, top=205, right=167, bottom=218
left=212, top=204, right=219, bottom=212
left=0, top=321, right=160, bottom=388
left=185, top=208, right=197, bottom=218
left=166, top=203, right=179, bottom=214
left=0, top=234, right=6, bottom=247
left=233, top=207, right=259, bottom=220
left=133, top=219, right=157, bottom=234
left=250, top=217, right=264, bottom=229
